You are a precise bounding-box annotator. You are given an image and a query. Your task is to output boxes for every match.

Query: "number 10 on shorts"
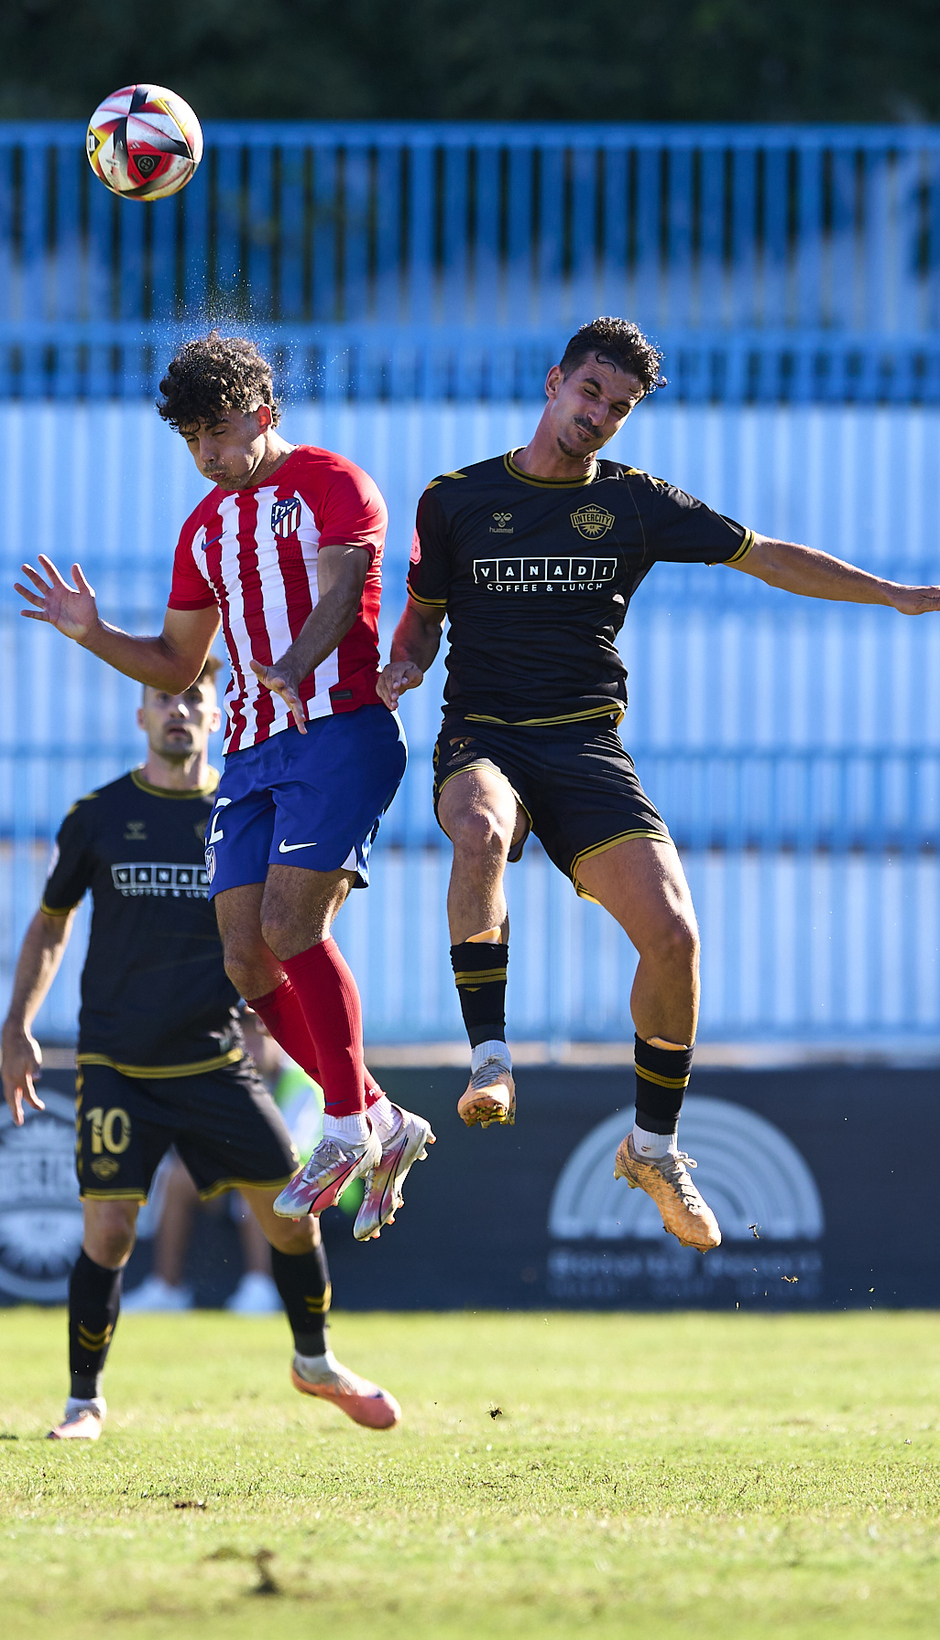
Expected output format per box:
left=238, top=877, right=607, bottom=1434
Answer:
left=84, top=1106, right=131, bottom=1155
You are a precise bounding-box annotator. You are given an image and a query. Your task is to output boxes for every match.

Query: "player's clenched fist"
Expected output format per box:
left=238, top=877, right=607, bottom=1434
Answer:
left=890, top=583, right=940, bottom=617
left=377, top=660, right=424, bottom=710
left=15, top=554, right=99, bottom=642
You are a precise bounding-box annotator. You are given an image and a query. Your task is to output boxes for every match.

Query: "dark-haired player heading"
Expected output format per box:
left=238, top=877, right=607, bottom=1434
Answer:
left=1, top=663, right=401, bottom=1439
left=379, top=317, right=940, bottom=1253
left=16, top=332, right=434, bottom=1246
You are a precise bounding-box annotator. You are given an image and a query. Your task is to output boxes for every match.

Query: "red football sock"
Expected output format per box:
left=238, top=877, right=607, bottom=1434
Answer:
left=248, top=978, right=384, bottom=1104
left=248, top=980, right=320, bottom=1081
left=282, top=939, right=367, bottom=1117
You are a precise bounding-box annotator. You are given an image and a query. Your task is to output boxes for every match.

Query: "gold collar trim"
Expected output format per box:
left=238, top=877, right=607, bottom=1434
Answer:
left=503, top=450, right=599, bottom=490
left=130, top=767, right=220, bottom=800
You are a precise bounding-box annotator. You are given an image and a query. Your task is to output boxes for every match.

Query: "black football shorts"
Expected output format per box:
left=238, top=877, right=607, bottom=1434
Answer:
left=75, top=1056, right=299, bottom=1202
left=432, top=712, right=671, bottom=901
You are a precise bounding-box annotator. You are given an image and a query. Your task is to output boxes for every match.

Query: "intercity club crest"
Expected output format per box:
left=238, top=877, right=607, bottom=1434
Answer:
left=570, top=503, right=616, bottom=540
left=271, top=496, right=302, bottom=538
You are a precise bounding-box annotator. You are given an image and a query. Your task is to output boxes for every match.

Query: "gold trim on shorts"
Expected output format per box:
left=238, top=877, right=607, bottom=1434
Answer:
left=463, top=704, right=625, bottom=729
left=571, top=829, right=674, bottom=902
left=76, top=1048, right=244, bottom=1080
left=434, top=759, right=533, bottom=858
left=198, top=1173, right=297, bottom=1202
left=79, top=1189, right=149, bottom=1204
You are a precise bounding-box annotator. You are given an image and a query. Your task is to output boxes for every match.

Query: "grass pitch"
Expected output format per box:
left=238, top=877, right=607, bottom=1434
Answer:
left=1, top=1309, right=939, bottom=1640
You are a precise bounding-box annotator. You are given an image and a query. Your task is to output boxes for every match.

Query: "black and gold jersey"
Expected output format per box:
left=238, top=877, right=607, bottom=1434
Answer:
left=42, top=768, right=243, bottom=1076
left=407, top=451, right=755, bottom=726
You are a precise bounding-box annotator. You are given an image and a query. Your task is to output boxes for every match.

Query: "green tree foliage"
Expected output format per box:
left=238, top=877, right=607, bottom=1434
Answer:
left=5, top=0, right=940, bottom=122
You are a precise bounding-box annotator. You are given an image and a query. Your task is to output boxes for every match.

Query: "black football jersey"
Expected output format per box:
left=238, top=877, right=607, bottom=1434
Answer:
left=407, top=451, right=754, bottom=725
left=42, top=768, right=242, bottom=1074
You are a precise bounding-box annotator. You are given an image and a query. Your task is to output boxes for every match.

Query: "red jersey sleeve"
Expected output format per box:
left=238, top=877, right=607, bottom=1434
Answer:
left=167, top=514, right=216, bottom=611
left=313, top=455, right=388, bottom=559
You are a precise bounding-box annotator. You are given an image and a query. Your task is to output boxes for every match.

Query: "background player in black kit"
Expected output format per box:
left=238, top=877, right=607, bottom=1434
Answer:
left=1, top=659, right=401, bottom=1438
left=379, top=316, right=940, bottom=1255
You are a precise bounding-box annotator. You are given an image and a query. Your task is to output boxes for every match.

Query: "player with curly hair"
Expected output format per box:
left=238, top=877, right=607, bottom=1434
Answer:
left=16, top=331, right=434, bottom=1249
left=378, top=315, right=940, bottom=1254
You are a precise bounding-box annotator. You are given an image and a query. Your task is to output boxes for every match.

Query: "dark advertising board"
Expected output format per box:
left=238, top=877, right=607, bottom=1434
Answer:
left=322, top=1064, right=936, bottom=1313
left=0, top=1064, right=935, bottom=1310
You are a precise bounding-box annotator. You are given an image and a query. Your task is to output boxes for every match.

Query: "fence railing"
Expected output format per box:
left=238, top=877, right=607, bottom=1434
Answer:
left=3, top=394, right=939, bottom=1040
left=3, top=395, right=939, bottom=856
left=5, top=122, right=940, bottom=400
left=3, top=744, right=938, bottom=857
left=11, top=837, right=940, bottom=1045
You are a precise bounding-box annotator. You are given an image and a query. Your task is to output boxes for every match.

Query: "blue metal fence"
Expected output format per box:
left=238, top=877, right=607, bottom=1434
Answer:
left=2, top=397, right=939, bottom=1041
left=4, top=122, right=940, bottom=400
left=3, top=120, right=940, bottom=1042
left=4, top=396, right=939, bottom=852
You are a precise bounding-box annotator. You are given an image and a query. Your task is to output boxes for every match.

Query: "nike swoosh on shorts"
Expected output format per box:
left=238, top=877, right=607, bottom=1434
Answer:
left=278, top=840, right=318, bottom=853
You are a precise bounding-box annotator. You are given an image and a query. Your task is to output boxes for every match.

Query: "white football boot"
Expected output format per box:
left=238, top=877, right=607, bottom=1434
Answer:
left=274, top=1126, right=382, bottom=1218
left=353, top=1105, right=436, bottom=1241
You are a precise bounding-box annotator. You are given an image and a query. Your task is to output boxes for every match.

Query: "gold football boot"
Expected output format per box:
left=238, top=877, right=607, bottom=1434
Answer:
left=457, top=1059, right=515, bottom=1128
left=614, top=1134, right=721, bottom=1252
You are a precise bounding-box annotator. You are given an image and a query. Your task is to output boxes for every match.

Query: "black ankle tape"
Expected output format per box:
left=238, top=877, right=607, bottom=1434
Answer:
left=450, top=941, right=508, bottom=1049
left=634, top=1034, right=693, bottom=1134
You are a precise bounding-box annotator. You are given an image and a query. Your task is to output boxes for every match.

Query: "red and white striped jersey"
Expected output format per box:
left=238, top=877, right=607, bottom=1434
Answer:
left=168, top=446, right=387, bottom=755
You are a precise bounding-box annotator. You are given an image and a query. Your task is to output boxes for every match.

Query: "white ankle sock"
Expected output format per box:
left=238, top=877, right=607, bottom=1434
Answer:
left=632, top=1123, right=678, bottom=1160
left=322, top=1112, right=370, bottom=1143
left=471, top=1039, right=511, bottom=1075
left=294, top=1348, right=339, bottom=1383
left=366, top=1095, right=401, bottom=1142
left=64, top=1395, right=106, bottom=1420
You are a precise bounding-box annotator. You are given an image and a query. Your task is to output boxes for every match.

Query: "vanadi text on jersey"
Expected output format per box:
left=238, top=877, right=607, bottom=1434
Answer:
left=110, top=860, right=210, bottom=898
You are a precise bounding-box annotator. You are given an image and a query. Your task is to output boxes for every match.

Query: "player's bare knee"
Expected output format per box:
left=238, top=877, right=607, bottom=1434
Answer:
left=266, top=1215, right=319, bottom=1255
left=447, top=804, right=513, bottom=863
left=259, top=907, right=324, bottom=961
left=222, top=935, right=275, bottom=999
left=82, top=1205, right=136, bottom=1268
left=647, top=914, right=699, bottom=973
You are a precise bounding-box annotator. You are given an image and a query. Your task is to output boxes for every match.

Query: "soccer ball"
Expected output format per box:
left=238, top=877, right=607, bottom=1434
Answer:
left=86, top=84, right=203, bottom=201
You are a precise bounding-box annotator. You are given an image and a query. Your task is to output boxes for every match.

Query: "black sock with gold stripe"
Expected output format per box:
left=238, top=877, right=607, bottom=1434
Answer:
left=633, top=1034, right=693, bottom=1136
left=450, top=940, right=508, bottom=1048
left=271, top=1244, right=331, bottom=1356
left=69, top=1249, right=122, bottom=1399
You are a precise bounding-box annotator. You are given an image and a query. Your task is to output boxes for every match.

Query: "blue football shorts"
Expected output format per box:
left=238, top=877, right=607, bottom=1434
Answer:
left=205, top=704, right=407, bottom=899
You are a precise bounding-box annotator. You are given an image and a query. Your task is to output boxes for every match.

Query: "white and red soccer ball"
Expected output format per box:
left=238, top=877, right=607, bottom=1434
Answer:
left=86, top=84, right=203, bottom=201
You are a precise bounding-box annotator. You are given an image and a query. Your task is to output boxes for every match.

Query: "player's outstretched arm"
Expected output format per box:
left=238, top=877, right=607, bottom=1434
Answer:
left=15, top=555, right=220, bottom=687
left=377, top=597, right=446, bottom=710
left=1, top=908, right=76, bottom=1125
left=734, top=536, right=940, bottom=615
left=251, top=542, right=371, bottom=733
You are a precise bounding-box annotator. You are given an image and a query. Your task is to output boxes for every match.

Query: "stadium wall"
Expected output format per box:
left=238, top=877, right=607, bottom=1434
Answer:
left=4, top=1063, right=935, bottom=1309
left=2, top=397, right=939, bottom=1045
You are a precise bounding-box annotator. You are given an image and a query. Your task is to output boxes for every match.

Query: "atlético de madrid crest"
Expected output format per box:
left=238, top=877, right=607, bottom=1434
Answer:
left=271, top=496, right=302, bottom=538
left=570, top=503, right=616, bottom=540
